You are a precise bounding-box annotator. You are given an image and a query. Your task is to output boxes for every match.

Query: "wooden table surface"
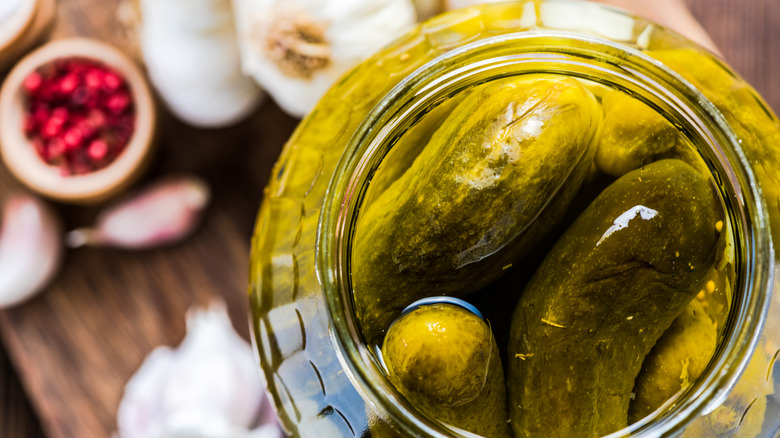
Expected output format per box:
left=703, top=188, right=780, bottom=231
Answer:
left=0, top=0, right=778, bottom=437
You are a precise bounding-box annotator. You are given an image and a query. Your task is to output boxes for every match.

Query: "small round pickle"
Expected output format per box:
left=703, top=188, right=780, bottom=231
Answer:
left=629, top=299, right=717, bottom=422
left=353, top=75, right=602, bottom=342
left=508, top=159, right=723, bottom=438
left=382, top=303, right=511, bottom=438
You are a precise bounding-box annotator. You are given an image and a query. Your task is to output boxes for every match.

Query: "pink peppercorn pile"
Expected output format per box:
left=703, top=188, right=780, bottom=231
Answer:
left=22, top=57, right=136, bottom=175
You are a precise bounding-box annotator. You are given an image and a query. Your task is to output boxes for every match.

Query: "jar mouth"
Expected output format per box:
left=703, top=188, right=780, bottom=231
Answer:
left=317, top=30, right=774, bottom=438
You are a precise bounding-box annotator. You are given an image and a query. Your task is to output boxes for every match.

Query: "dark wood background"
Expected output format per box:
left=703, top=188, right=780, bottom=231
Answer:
left=0, top=0, right=778, bottom=437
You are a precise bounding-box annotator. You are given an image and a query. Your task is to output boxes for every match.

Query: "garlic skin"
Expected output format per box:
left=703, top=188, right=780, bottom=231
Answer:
left=233, top=0, right=417, bottom=118
left=140, top=0, right=264, bottom=128
left=117, top=302, right=283, bottom=438
left=0, top=193, right=63, bottom=307
left=66, top=176, right=210, bottom=250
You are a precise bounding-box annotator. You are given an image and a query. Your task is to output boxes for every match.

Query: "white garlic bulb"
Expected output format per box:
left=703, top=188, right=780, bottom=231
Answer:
left=117, top=301, right=283, bottom=438
left=233, top=0, right=417, bottom=118
left=140, top=0, right=264, bottom=128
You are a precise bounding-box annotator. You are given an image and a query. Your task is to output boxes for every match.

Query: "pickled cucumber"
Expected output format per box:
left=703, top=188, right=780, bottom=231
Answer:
left=629, top=299, right=717, bottom=422
left=507, top=159, right=722, bottom=438
left=363, top=94, right=467, bottom=205
left=353, top=75, right=602, bottom=342
left=382, top=303, right=511, bottom=438
left=594, top=90, right=680, bottom=177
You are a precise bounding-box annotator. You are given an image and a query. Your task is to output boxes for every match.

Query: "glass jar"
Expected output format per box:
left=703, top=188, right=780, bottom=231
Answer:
left=249, top=1, right=780, bottom=437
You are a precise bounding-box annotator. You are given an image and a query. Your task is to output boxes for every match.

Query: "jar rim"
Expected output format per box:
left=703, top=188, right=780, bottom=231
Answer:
left=317, top=29, right=774, bottom=438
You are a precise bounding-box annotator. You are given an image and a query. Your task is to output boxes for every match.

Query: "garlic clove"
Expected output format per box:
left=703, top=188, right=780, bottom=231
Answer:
left=117, top=301, right=281, bottom=438
left=139, top=0, right=265, bottom=128
left=66, top=175, right=210, bottom=250
left=233, top=0, right=417, bottom=118
left=0, top=192, right=63, bottom=307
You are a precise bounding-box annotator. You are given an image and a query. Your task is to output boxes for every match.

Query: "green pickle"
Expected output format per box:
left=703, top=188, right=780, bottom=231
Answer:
left=353, top=75, right=601, bottom=342
left=506, top=159, right=722, bottom=438
left=595, top=90, right=684, bottom=177
left=629, top=299, right=718, bottom=423
left=381, top=304, right=511, bottom=437
left=363, top=95, right=468, bottom=204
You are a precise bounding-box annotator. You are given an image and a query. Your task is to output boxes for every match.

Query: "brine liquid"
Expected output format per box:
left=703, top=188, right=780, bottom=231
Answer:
left=350, top=74, right=736, bottom=435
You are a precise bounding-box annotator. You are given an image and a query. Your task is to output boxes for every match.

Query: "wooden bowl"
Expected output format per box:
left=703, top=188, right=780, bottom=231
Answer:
left=0, top=37, right=157, bottom=204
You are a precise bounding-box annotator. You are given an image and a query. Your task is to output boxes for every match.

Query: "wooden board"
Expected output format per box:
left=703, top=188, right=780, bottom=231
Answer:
left=0, top=0, right=778, bottom=437
left=0, top=345, right=45, bottom=438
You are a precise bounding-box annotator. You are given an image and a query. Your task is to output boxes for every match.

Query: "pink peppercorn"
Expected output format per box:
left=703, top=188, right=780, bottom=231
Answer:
left=87, top=109, right=106, bottom=128
left=102, top=71, right=123, bottom=93
left=42, top=117, right=63, bottom=138
left=59, top=73, right=79, bottom=95
left=106, top=93, right=130, bottom=115
left=48, top=138, right=65, bottom=159
left=23, top=72, right=42, bottom=94
left=84, top=69, right=103, bottom=90
left=88, top=139, right=108, bottom=161
left=21, top=57, right=136, bottom=175
left=63, top=127, right=82, bottom=150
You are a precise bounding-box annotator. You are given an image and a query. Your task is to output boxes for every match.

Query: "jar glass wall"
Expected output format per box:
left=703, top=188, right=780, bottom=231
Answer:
left=250, top=2, right=780, bottom=437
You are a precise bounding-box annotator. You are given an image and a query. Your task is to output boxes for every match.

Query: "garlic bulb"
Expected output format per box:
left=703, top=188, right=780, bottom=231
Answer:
left=0, top=193, right=63, bottom=307
left=139, top=0, right=264, bottom=128
left=233, top=0, right=417, bottom=118
left=66, top=176, right=210, bottom=250
left=117, top=301, right=283, bottom=438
